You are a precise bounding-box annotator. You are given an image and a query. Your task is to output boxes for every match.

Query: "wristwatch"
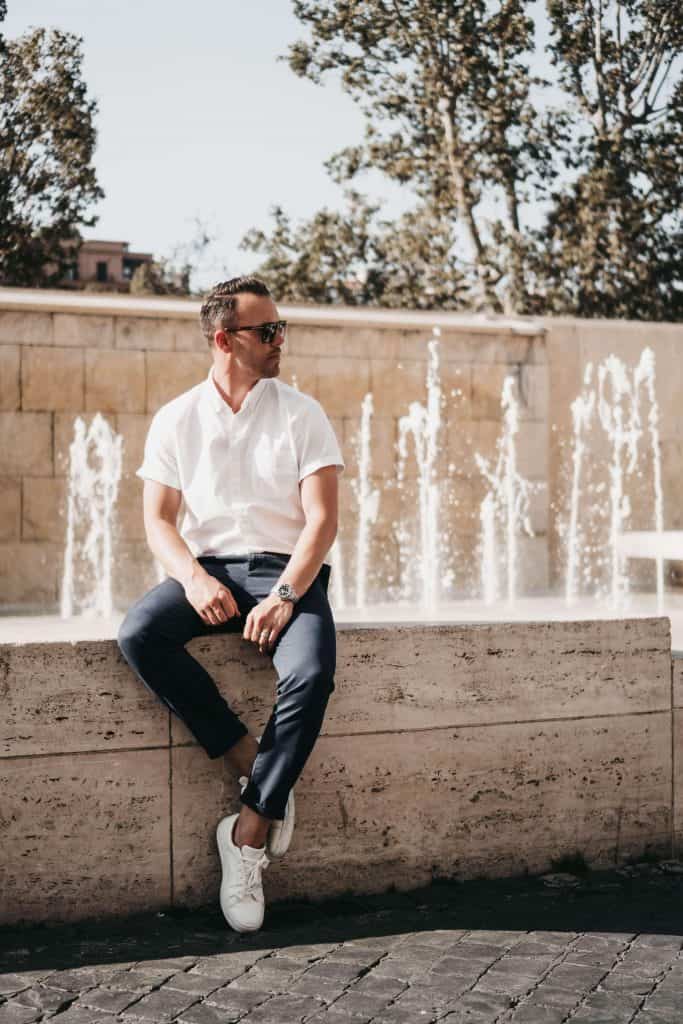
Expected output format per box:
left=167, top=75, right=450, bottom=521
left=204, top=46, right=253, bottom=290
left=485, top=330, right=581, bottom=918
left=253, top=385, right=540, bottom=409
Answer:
left=271, top=582, right=299, bottom=604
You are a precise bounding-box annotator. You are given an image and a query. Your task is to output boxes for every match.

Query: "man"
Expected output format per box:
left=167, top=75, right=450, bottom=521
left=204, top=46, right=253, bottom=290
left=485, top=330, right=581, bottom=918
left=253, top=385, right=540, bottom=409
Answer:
left=118, top=276, right=344, bottom=933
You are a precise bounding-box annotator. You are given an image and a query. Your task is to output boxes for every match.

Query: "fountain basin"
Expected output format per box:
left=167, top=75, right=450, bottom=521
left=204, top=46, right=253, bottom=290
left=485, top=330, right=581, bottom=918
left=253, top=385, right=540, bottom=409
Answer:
left=1, top=616, right=680, bottom=926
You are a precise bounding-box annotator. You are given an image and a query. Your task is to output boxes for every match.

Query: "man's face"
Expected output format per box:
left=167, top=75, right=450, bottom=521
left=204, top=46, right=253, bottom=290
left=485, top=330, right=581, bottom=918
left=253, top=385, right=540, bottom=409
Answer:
left=223, top=292, right=283, bottom=379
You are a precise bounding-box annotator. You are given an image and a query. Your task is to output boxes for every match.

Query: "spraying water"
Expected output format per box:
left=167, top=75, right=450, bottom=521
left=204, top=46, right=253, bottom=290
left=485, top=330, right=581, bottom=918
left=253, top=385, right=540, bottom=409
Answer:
left=61, top=414, right=123, bottom=618
left=476, top=376, right=536, bottom=604
left=564, top=347, right=664, bottom=609
left=352, top=394, right=380, bottom=608
left=396, top=328, right=444, bottom=609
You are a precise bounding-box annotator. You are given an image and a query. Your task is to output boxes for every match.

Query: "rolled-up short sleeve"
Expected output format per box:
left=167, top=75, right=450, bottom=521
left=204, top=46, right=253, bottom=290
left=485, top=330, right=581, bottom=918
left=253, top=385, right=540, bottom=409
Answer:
left=136, top=410, right=181, bottom=490
left=294, top=398, right=345, bottom=482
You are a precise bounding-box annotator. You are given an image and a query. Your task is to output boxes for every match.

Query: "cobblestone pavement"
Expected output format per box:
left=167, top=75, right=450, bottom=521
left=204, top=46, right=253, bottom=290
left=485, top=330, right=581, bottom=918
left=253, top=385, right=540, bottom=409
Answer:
left=2, top=862, right=683, bottom=1024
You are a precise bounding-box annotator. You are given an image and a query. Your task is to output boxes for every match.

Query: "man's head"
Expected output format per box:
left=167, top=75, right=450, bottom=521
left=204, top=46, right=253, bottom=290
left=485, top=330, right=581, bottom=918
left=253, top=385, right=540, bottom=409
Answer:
left=199, top=276, right=284, bottom=381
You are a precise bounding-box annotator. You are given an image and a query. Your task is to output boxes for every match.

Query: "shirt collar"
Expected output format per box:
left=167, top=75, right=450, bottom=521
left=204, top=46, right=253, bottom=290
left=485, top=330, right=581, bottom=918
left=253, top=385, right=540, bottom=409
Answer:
left=205, top=367, right=269, bottom=416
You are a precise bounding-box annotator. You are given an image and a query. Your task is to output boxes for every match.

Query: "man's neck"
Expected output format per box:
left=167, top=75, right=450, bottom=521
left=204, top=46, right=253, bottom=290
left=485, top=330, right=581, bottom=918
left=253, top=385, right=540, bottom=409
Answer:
left=211, top=366, right=262, bottom=413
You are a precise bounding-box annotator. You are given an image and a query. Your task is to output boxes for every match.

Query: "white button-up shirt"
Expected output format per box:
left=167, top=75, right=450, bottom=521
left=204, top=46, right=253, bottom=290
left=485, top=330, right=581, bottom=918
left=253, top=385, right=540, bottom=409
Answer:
left=137, top=368, right=344, bottom=564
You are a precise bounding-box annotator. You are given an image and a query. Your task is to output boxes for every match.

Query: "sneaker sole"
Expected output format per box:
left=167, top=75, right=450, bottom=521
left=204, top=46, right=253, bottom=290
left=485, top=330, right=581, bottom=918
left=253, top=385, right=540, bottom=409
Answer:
left=216, top=817, right=263, bottom=933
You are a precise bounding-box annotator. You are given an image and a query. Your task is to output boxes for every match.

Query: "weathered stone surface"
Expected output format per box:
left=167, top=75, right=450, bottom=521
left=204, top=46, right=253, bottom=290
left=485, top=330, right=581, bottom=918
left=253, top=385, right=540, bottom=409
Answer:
left=0, top=311, right=51, bottom=345
left=0, top=749, right=170, bottom=924
left=116, top=413, right=153, bottom=478
left=173, top=319, right=206, bottom=353
left=0, top=345, right=20, bottom=410
left=53, top=314, right=114, bottom=349
left=316, top=357, right=371, bottom=419
left=115, top=317, right=176, bottom=351
left=0, top=412, right=52, bottom=476
left=21, top=346, right=84, bottom=411
left=281, top=355, right=318, bottom=398
left=22, top=476, right=67, bottom=542
left=673, top=657, right=683, bottom=708
left=170, top=687, right=671, bottom=907
left=170, top=745, right=243, bottom=908
left=145, top=351, right=208, bottom=413
left=85, top=350, right=145, bottom=413
left=0, top=541, right=58, bottom=607
left=325, top=618, right=671, bottom=733
left=369, top=359, right=427, bottom=417
left=288, top=326, right=394, bottom=360
left=0, top=639, right=169, bottom=757
left=0, top=477, right=21, bottom=540
left=516, top=420, right=549, bottom=480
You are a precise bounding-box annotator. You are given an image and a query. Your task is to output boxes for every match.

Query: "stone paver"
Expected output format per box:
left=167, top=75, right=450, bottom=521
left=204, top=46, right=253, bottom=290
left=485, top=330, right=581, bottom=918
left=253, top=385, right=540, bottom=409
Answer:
left=1, top=861, right=682, bottom=1024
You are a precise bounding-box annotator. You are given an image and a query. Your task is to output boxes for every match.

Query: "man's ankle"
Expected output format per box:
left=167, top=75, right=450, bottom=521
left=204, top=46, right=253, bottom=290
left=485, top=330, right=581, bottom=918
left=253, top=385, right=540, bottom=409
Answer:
left=233, top=818, right=269, bottom=851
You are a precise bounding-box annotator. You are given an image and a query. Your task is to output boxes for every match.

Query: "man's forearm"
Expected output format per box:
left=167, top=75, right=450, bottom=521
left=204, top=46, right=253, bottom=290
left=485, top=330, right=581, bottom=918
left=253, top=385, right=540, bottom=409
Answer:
left=146, top=519, right=205, bottom=589
left=277, top=519, right=337, bottom=598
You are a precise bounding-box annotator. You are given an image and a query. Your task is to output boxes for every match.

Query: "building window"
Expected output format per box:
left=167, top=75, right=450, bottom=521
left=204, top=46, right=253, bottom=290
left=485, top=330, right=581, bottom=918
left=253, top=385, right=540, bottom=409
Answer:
left=96, top=261, right=108, bottom=283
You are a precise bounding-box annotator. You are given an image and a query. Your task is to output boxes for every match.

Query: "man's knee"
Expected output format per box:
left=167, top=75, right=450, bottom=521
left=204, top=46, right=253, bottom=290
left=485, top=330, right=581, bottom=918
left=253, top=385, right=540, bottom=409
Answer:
left=279, top=659, right=335, bottom=704
left=117, top=605, right=149, bottom=665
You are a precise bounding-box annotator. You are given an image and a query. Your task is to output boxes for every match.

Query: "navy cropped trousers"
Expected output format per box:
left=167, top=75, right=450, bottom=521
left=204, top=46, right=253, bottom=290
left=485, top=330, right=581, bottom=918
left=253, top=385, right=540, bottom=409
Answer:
left=117, top=552, right=336, bottom=821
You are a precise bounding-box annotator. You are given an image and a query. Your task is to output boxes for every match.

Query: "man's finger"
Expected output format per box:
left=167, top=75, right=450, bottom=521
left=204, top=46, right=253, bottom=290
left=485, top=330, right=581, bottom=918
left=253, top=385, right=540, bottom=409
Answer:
left=217, top=589, right=236, bottom=618
left=205, top=606, right=218, bottom=626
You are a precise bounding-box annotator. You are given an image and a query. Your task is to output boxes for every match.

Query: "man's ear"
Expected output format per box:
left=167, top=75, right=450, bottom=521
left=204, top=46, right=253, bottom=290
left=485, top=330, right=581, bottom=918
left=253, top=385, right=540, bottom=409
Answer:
left=214, top=328, right=231, bottom=354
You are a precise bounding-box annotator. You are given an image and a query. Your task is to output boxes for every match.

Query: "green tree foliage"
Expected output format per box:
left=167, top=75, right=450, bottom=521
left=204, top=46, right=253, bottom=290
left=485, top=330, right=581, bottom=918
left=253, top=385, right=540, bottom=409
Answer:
left=538, top=1, right=683, bottom=319
left=242, top=192, right=468, bottom=308
left=0, top=28, right=103, bottom=286
left=246, top=1, right=682, bottom=319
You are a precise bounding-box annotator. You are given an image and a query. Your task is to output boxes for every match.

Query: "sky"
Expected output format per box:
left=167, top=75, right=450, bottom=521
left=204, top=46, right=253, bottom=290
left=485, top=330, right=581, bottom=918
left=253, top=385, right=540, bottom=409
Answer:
left=4, top=1, right=564, bottom=288
left=4, top=0, right=405, bottom=284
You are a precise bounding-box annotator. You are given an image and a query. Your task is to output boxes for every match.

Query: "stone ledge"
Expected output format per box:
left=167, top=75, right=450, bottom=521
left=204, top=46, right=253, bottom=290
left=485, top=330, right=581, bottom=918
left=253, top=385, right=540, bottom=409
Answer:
left=0, top=618, right=675, bottom=926
left=0, top=288, right=545, bottom=335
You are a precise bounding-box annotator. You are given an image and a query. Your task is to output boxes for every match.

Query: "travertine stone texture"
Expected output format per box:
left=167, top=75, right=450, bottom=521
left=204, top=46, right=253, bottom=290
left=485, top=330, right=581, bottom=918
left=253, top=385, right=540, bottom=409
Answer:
left=674, top=656, right=683, bottom=708
left=0, top=310, right=51, bottom=345
left=21, top=347, right=85, bottom=411
left=0, top=750, right=170, bottom=925
left=0, top=477, right=21, bottom=540
left=0, top=412, right=52, bottom=477
left=85, top=349, right=145, bottom=413
left=145, top=351, right=209, bottom=412
left=0, top=541, right=58, bottom=606
left=0, top=345, right=20, bottom=410
left=116, top=316, right=176, bottom=351
left=22, top=477, right=67, bottom=541
left=0, top=618, right=675, bottom=924
left=673, top=708, right=683, bottom=858
left=0, top=640, right=169, bottom=757
left=53, top=312, right=114, bottom=348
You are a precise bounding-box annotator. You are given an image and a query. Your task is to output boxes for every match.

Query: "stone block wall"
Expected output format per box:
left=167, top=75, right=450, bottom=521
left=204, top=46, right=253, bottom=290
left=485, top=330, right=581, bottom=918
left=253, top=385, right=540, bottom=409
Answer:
left=0, top=617, right=675, bottom=925
left=0, top=291, right=548, bottom=611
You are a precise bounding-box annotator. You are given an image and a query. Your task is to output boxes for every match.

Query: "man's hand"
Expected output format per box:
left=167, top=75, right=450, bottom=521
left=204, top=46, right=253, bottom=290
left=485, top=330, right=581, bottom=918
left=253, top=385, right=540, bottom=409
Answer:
left=184, top=569, right=240, bottom=626
left=243, top=594, right=294, bottom=654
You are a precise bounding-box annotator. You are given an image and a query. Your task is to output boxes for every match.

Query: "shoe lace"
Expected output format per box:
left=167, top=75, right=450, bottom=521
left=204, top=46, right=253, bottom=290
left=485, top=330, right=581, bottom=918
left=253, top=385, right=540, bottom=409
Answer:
left=231, top=850, right=269, bottom=905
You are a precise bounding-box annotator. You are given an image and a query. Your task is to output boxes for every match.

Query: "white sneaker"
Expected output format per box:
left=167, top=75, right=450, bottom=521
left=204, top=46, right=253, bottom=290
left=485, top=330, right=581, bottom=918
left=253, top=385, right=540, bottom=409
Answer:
left=239, top=775, right=295, bottom=859
left=216, top=813, right=269, bottom=932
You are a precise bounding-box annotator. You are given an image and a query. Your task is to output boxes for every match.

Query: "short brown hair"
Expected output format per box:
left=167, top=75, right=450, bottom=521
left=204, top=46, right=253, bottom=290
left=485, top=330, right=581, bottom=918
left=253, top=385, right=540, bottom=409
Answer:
left=199, top=276, right=271, bottom=346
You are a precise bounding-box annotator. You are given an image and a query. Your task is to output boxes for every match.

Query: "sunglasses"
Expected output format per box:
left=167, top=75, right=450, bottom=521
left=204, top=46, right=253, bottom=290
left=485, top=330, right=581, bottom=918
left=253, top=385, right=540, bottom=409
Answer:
left=231, top=320, right=288, bottom=345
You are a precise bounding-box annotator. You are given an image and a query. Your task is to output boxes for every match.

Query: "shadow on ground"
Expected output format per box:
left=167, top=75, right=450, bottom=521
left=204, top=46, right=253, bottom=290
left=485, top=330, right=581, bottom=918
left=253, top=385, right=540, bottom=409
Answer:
left=2, top=865, right=682, bottom=974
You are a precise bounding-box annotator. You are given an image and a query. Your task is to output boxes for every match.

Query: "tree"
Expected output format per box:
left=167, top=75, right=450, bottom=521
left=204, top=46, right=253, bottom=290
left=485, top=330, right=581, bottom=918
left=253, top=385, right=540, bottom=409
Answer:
left=246, top=1, right=682, bottom=320
left=0, top=27, right=103, bottom=286
left=242, top=192, right=468, bottom=308
left=538, top=1, right=683, bottom=320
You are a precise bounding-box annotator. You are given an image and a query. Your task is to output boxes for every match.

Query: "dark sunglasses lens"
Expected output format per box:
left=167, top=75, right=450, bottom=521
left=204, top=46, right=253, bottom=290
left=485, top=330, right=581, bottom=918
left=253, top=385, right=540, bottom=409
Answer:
left=261, top=323, right=277, bottom=344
